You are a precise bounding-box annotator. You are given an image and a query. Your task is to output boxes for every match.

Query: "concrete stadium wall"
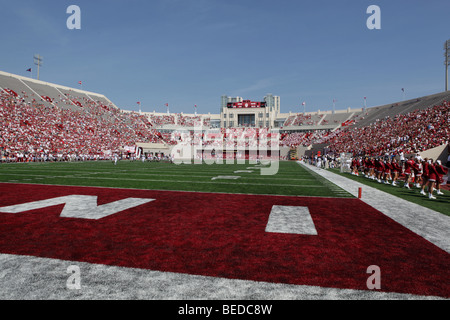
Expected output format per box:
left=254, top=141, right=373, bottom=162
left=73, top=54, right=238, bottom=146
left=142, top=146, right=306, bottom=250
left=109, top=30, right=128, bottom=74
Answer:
left=419, top=143, right=449, bottom=165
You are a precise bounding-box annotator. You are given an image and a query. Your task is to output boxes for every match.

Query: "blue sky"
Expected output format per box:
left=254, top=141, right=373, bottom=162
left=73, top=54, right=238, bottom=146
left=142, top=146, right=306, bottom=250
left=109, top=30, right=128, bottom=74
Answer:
left=1, top=0, right=449, bottom=114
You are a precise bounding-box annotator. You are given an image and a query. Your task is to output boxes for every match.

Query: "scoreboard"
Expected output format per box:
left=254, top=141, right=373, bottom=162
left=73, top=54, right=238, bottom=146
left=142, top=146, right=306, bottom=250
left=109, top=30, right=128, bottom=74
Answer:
left=227, top=100, right=266, bottom=108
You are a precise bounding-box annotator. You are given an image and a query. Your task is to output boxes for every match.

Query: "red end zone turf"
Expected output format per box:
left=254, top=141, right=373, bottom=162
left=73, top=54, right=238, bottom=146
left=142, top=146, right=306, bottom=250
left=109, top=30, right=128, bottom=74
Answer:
left=0, top=183, right=448, bottom=298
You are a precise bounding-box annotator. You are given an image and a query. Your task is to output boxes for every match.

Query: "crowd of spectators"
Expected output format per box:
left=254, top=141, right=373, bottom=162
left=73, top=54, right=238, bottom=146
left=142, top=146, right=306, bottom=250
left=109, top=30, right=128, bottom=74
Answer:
left=323, top=102, right=449, bottom=157
left=147, top=113, right=212, bottom=128
left=0, top=89, right=165, bottom=162
left=283, top=114, right=323, bottom=127
left=279, top=130, right=330, bottom=147
left=2, top=84, right=448, bottom=163
left=168, top=127, right=279, bottom=149
left=148, top=114, right=175, bottom=126
left=279, top=102, right=449, bottom=158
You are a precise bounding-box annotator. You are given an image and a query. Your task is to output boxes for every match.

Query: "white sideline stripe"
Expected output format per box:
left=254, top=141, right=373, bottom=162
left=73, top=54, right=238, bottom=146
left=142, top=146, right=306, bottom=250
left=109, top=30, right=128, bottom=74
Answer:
left=0, top=174, right=328, bottom=188
left=0, top=253, right=444, bottom=300
left=0, top=171, right=317, bottom=182
left=266, top=205, right=317, bottom=235
left=299, top=162, right=450, bottom=254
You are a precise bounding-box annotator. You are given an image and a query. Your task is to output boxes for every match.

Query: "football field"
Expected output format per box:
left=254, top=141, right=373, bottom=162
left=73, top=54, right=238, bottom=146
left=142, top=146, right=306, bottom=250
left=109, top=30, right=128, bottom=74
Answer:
left=0, top=160, right=449, bottom=301
left=0, top=160, right=353, bottom=197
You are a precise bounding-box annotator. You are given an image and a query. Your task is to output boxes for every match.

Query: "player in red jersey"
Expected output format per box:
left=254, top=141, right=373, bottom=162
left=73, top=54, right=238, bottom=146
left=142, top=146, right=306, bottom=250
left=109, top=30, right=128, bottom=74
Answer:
left=390, top=158, right=401, bottom=186
left=383, top=158, right=393, bottom=184
left=373, top=157, right=379, bottom=181
left=435, top=160, right=448, bottom=195
left=351, top=157, right=359, bottom=176
left=403, top=156, right=415, bottom=189
left=367, top=157, right=375, bottom=180
left=374, top=157, right=382, bottom=183
left=363, top=156, right=370, bottom=178
left=426, top=159, right=440, bottom=199
left=420, top=158, right=429, bottom=196
left=412, top=157, right=423, bottom=188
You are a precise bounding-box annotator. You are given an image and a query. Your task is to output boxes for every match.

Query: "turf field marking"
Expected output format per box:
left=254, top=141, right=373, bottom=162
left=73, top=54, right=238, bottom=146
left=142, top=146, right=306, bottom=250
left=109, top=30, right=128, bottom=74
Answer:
left=265, top=205, right=318, bottom=235
left=1, top=165, right=314, bottom=178
left=0, top=174, right=329, bottom=188
left=0, top=161, right=351, bottom=198
left=0, top=171, right=319, bottom=182
left=55, top=175, right=329, bottom=188
left=211, top=176, right=241, bottom=180
left=0, top=195, right=154, bottom=220
left=297, top=162, right=353, bottom=197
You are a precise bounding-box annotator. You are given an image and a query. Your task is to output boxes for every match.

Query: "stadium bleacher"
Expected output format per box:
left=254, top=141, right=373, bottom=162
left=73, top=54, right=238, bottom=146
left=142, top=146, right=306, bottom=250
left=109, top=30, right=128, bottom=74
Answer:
left=0, top=72, right=169, bottom=161
left=352, top=91, right=450, bottom=128
left=319, top=101, right=449, bottom=157
left=1, top=70, right=448, bottom=162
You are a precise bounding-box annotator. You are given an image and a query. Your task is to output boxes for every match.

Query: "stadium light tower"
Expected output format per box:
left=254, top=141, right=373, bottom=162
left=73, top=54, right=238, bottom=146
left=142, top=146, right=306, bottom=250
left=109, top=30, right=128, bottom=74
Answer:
left=445, top=39, right=450, bottom=91
left=34, top=54, right=43, bottom=80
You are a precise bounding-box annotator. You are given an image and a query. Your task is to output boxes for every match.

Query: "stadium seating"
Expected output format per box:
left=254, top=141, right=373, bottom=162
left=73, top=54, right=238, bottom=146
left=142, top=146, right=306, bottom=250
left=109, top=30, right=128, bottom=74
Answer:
left=321, top=101, right=449, bottom=156
left=279, top=91, right=449, bottom=157
left=0, top=87, right=165, bottom=161
left=1, top=70, right=449, bottom=161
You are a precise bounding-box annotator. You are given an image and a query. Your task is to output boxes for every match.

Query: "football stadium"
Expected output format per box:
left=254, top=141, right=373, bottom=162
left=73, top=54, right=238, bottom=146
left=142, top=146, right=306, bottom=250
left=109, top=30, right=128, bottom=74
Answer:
left=0, top=1, right=449, bottom=305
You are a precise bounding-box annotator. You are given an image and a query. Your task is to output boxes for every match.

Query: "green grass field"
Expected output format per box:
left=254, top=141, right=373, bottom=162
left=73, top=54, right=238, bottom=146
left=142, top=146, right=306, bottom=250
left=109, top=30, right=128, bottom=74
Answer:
left=0, top=160, right=353, bottom=198
left=1, top=160, right=448, bottom=216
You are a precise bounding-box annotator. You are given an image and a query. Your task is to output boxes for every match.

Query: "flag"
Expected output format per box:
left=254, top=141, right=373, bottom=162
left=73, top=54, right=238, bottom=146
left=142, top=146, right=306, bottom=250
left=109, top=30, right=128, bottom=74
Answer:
left=26, top=68, right=32, bottom=72
left=78, top=81, right=82, bottom=85
left=137, top=102, right=141, bottom=105
left=165, top=103, right=169, bottom=107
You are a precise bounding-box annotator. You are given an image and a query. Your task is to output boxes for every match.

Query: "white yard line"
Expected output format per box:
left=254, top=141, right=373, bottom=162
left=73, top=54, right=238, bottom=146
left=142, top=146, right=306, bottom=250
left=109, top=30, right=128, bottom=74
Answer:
left=0, top=253, right=444, bottom=300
